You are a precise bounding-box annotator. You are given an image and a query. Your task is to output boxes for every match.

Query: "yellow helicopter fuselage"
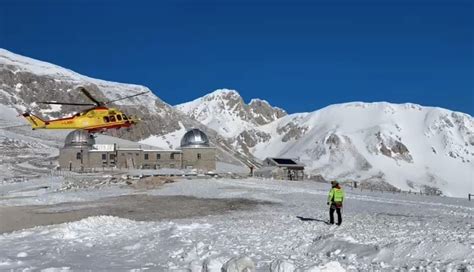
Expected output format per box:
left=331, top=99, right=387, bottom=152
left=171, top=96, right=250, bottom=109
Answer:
left=22, top=107, right=138, bottom=133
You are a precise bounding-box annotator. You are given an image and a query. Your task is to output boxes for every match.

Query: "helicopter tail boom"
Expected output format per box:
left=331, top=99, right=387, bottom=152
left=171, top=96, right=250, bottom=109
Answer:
left=22, top=112, right=47, bottom=129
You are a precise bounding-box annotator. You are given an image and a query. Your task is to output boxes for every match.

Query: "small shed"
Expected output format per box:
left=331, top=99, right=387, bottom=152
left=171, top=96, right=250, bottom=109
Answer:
left=254, top=157, right=305, bottom=180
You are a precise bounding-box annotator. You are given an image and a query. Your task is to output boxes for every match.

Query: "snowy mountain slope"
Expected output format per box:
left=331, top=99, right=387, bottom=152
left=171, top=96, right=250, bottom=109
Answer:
left=248, top=102, right=473, bottom=197
left=0, top=104, right=67, bottom=181
left=0, top=49, right=259, bottom=169
left=177, top=91, right=473, bottom=197
left=0, top=49, right=159, bottom=114
left=176, top=89, right=286, bottom=138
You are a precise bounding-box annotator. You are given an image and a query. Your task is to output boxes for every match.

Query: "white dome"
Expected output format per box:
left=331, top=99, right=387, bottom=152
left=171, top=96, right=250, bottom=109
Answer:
left=64, top=130, right=95, bottom=148
left=180, top=128, right=210, bottom=148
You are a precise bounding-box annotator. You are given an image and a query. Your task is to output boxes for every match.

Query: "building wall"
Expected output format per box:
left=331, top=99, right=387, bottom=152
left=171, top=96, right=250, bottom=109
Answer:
left=59, top=146, right=215, bottom=171
left=88, top=151, right=116, bottom=168
left=181, top=147, right=216, bottom=171
left=59, top=147, right=88, bottom=171
left=140, top=151, right=182, bottom=169
left=59, top=148, right=117, bottom=170
left=254, top=166, right=304, bottom=181
left=115, top=150, right=183, bottom=169
left=116, top=150, right=142, bottom=169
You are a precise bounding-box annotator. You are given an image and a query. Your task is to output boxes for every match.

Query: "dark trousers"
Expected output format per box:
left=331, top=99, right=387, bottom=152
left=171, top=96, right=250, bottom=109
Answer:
left=329, top=206, right=342, bottom=225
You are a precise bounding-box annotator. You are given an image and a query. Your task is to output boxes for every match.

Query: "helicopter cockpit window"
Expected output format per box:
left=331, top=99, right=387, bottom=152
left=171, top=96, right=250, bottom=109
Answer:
left=122, top=114, right=128, bottom=120
left=103, top=116, right=110, bottom=123
left=116, top=115, right=122, bottom=121
left=110, top=115, right=116, bottom=122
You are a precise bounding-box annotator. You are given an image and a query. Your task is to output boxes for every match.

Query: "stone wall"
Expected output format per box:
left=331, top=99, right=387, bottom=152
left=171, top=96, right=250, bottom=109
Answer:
left=182, top=147, right=216, bottom=171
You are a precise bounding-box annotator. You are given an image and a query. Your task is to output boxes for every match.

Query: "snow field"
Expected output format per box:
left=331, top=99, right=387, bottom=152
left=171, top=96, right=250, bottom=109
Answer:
left=0, top=178, right=472, bottom=271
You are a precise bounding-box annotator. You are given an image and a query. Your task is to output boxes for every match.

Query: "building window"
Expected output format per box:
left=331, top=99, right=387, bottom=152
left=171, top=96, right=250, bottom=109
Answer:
left=144, top=153, right=149, bottom=160
left=197, top=153, right=202, bottom=160
left=110, top=154, right=116, bottom=161
left=169, top=164, right=175, bottom=168
left=156, top=154, right=161, bottom=160
left=136, top=153, right=139, bottom=156
left=170, top=153, right=175, bottom=160
left=76, top=153, right=82, bottom=160
left=102, top=154, right=107, bottom=160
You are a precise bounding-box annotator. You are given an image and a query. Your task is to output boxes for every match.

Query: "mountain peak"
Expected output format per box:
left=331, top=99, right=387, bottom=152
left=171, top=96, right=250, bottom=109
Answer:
left=176, top=89, right=287, bottom=138
left=249, top=98, right=269, bottom=106
left=208, top=88, right=240, bottom=97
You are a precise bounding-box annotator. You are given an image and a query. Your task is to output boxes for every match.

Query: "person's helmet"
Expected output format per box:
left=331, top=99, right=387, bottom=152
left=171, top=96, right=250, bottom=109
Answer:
left=331, top=180, right=339, bottom=186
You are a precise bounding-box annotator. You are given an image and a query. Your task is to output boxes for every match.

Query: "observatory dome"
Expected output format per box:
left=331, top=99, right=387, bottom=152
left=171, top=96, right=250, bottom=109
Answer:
left=180, top=128, right=210, bottom=148
left=64, top=130, right=95, bottom=148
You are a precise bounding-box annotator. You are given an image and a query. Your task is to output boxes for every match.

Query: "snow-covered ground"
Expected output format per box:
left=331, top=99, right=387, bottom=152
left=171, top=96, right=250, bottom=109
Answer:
left=0, top=177, right=472, bottom=271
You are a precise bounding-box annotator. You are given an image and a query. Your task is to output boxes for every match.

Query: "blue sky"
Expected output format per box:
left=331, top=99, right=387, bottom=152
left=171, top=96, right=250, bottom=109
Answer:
left=1, top=0, right=472, bottom=115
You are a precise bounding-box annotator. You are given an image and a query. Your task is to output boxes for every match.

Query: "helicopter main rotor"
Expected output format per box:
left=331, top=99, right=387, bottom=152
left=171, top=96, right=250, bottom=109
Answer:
left=38, top=86, right=148, bottom=107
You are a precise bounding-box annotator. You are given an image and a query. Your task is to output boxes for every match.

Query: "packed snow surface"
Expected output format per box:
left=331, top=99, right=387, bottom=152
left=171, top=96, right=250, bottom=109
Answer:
left=0, top=178, right=472, bottom=271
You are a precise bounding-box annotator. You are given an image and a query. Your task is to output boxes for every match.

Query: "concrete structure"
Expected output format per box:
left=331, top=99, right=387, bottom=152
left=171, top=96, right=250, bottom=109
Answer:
left=180, top=129, right=215, bottom=171
left=59, top=129, right=216, bottom=172
left=254, top=157, right=305, bottom=180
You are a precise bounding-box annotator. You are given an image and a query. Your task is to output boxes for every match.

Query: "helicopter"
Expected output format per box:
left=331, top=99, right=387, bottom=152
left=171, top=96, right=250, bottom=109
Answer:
left=22, top=87, right=147, bottom=133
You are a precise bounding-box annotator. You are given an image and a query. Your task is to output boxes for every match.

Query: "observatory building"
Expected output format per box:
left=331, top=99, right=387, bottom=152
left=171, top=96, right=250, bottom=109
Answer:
left=58, top=128, right=216, bottom=172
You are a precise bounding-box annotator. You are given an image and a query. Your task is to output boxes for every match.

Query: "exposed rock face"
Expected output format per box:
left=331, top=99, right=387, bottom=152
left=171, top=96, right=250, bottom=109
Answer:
left=372, top=132, right=413, bottom=162
left=221, top=256, right=255, bottom=272
left=277, top=122, right=308, bottom=142
left=0, top=49, right=261, bottom=168
left=179, top=94, right=473, bottom=196
left=1, top=49, right=473, bottom=197
left=269, top=259, right=296, bottom=272
left=176, top=89, right=287, bottom=159
left=176, top=89, right=286, bottom=139
left=0, top=64, right=181, bottom=140
left=234, top=129, right=272, bottom=154
left=248, top=99, right=287, bottom=125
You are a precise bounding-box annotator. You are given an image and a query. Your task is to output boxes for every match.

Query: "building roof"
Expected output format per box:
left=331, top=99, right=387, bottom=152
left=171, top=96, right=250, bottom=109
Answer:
left=64, top=130, right=95, bottom=148
left=92, top=144, right=115, bottom=152
left=180, top=128, right=210, bottom=148
left=265, top=157, right=305, bottom=168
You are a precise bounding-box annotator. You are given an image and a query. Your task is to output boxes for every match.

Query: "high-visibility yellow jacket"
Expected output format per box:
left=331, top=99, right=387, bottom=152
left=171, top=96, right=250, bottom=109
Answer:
left=328, top=187, right=345, bottom=204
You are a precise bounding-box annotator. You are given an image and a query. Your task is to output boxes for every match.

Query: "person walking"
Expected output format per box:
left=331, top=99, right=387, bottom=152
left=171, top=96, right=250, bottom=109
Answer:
left=327, top=180, right=345, bottom=225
